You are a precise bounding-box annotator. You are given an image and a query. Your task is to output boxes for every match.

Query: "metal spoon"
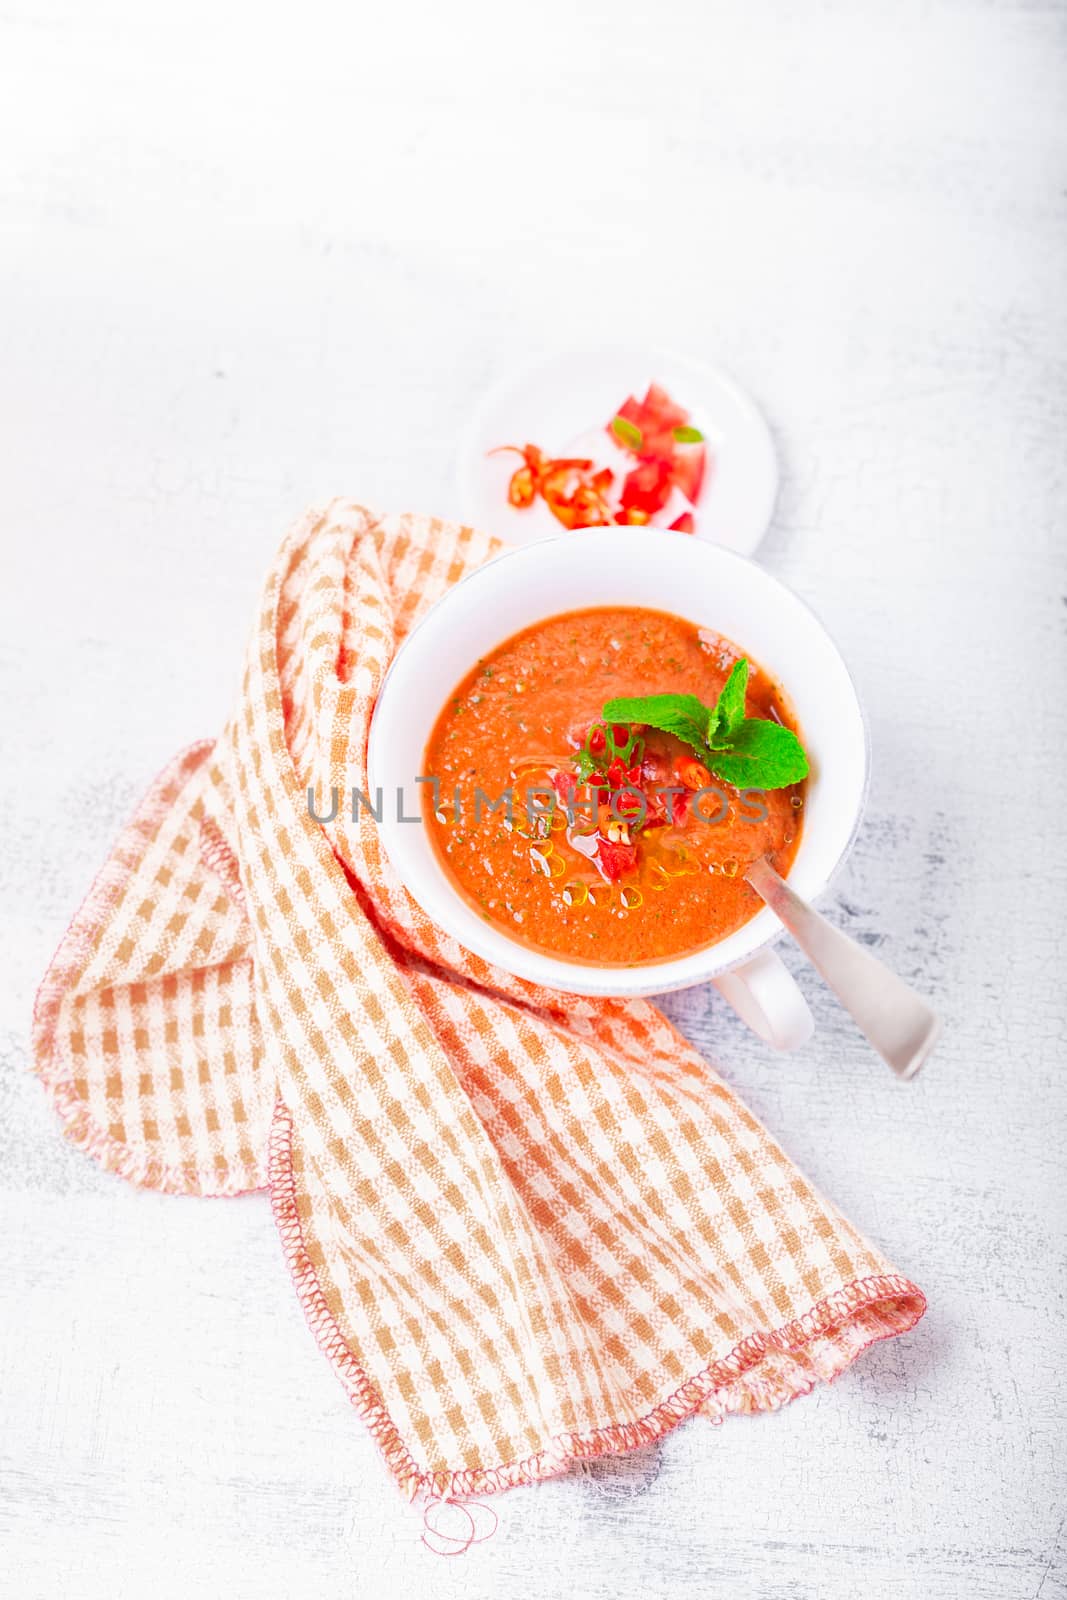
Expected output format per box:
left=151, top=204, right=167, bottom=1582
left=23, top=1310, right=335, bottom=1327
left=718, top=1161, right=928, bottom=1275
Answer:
left=745, top=856, right=941, bottom=1079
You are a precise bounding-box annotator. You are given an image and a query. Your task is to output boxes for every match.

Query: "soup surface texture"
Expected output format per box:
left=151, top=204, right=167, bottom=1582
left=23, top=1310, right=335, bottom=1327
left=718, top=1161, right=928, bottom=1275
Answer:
left=423, top=606, right=804, bottom=966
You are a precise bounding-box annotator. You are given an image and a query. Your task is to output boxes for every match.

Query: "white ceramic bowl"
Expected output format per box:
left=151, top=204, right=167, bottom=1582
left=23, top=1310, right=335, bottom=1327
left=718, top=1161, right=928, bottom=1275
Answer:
left=368, top=528, right=867, bottom=1048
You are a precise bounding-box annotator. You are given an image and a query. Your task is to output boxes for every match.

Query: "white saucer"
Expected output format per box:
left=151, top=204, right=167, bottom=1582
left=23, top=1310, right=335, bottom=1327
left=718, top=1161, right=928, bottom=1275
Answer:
left=457, top=344, right=779, bottom=555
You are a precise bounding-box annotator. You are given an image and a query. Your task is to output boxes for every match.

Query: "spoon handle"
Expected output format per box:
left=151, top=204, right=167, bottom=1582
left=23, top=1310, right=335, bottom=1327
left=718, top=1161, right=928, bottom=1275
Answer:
left=745, top=857, right=940, bottom=1079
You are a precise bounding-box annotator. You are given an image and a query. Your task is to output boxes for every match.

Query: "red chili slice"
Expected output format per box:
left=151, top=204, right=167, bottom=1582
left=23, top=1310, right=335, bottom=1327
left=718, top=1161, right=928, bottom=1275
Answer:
left=540, top=459, right=614, bottom=530
left=677, top=755, right=712, bottom=790
left=507, top=465, right=535, bottom=508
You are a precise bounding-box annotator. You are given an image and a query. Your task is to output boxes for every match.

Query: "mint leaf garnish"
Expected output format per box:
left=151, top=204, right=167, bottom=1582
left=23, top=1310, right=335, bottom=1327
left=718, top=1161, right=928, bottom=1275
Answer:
left=706, top=658, right=748, bottom=747
left=611, top=415, right=643, bottom=450
left=602, top=660, right=809, bottom=791
left=601, top=692, right=708, bottom=757
left=707, top=719, right=809, bottom=788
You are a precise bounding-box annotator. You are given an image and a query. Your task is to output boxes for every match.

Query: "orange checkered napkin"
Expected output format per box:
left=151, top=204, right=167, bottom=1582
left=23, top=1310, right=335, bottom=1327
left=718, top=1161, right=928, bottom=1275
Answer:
left=34, top=501, right=924, bottom=1499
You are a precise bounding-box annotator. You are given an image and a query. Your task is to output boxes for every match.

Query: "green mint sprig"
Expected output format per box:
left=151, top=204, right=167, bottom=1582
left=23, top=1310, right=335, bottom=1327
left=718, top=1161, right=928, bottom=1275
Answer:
left=602, top=659, right=809, bottom=790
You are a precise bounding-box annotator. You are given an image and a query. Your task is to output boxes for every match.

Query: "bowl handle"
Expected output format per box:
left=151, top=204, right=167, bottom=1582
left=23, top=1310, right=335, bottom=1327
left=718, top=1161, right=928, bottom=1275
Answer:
left=712, top=947, right=814, bottom=1052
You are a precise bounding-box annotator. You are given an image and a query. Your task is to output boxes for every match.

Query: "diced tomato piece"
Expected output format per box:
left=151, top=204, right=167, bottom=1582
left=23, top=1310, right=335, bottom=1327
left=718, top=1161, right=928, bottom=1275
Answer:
left=671, top=441, right=705, bottom=504
left=614, top=392, right=647, bottom=437
left=588, top=726, right=606, bottom=755
left=643, top=785, right=690, bottom=828
left=606, top=757, right=626, bottom=787
left=616, top=790, right=643, bottom=817
left=595, top=835, right=638, bottom=882
left=551, top=769, right=575, bottom=802
left=607, top=387, right=706, bottom=517
left=612, top=383, right=689, bottom=459
left=642, top=381, right=688, bottom=432
left=669, top=512, right=696, bottom=535
left=619, top=456, right=674, bottom=516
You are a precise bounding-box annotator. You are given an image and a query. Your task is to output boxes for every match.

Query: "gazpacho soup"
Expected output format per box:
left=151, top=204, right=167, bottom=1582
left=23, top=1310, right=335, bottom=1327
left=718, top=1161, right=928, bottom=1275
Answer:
left=423, top=606, right=809, bottom=966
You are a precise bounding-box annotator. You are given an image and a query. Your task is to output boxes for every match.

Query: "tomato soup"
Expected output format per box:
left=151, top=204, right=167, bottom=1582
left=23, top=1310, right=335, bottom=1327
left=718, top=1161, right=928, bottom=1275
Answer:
left=423, top=606, right=805, bottom=967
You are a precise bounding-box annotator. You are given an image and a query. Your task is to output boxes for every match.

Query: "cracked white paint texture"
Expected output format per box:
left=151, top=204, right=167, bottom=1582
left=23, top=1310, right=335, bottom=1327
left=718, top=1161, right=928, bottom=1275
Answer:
left=1, top=1, right=1064, bottom=1596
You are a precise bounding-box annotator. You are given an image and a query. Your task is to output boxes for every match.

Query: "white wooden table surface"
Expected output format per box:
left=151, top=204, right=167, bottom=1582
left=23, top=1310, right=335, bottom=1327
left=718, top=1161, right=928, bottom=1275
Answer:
left=2, top=2, right=1065, bottom=1595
